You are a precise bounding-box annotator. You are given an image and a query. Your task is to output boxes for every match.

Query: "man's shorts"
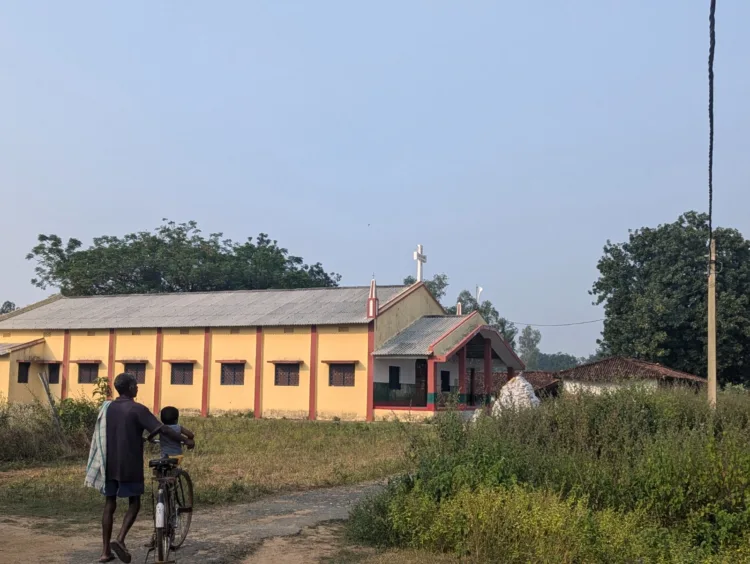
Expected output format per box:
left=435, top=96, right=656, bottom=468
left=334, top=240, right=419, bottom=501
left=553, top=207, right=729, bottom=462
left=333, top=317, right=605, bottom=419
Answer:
left=103, top=480, right=145, bottom=498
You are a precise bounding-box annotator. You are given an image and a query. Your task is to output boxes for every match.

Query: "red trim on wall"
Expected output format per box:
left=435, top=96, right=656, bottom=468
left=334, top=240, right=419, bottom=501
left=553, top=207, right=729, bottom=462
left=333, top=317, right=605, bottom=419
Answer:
left=201, top=328, right=211, bottom=417
left=309, top=325, right=317, bottom=421
left=61, top=330, right=70, bottom=400
left=153, top=328, right=163, bottom=415
left=107, top=329, right=116, bottom=397
left=366, top=321, right=374, bottom=422
left=254, top=327, right=263, bottom=419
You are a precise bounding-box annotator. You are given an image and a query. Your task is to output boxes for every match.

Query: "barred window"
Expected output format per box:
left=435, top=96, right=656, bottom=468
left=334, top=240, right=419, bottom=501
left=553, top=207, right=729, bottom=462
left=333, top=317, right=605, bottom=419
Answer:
left=48, top=363, right=60, bottom=385
left=171, top=363, right=194, bottom=385
left=124, top=363, right=146, bottom=385
left=79, top=364, right=99, bottom=384
left=221, top=363, right=245, bottom=385
left=329, top=363, right=355, bottom=387
left=18, top=362, right=30, bottom=384
left=274, top=363, right=299, bottom=386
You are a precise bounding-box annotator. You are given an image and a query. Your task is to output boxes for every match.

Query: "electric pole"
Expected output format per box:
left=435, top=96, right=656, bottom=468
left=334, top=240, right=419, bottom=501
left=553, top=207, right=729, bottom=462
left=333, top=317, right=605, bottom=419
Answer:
left=707, top=239, right=717, bottom=408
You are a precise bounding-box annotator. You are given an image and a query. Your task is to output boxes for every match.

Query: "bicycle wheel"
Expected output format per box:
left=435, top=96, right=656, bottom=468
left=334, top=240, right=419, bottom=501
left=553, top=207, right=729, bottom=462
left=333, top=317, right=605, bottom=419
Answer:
left=156, top=526, right=169, bottom=562
left=170, top=469, right=194, bottom=548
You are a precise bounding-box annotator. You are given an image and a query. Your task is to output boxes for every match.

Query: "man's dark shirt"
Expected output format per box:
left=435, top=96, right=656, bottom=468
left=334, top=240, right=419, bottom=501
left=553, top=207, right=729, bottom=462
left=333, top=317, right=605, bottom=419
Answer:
left=106, top=397, right=162, bottom=483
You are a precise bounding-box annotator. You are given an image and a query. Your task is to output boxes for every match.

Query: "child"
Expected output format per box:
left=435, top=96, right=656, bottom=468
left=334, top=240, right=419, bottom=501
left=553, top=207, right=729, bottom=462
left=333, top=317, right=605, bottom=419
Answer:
left=159, top=406, right=195, bottom=458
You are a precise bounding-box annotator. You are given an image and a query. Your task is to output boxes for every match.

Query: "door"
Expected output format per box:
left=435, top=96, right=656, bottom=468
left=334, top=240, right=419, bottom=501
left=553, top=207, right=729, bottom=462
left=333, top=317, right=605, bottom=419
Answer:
left=414, top=359, right=427, bottom=407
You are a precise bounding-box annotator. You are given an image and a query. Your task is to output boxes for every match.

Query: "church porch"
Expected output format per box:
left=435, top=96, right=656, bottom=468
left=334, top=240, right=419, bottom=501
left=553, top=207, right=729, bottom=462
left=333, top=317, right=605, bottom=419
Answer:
left=371, top=313, right=524, bottom=416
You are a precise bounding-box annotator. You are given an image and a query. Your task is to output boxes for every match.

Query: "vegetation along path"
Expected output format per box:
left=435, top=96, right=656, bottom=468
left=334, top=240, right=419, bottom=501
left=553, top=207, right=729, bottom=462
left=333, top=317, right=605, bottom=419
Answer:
left=0, top=482, right=384, bottom=564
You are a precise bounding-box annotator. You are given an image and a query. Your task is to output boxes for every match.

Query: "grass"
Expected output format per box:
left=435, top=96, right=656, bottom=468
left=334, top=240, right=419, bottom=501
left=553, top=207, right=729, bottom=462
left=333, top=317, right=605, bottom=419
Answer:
left=0, top=415, right=415, bottom=520
left=348, top=387, right=750, bottom=562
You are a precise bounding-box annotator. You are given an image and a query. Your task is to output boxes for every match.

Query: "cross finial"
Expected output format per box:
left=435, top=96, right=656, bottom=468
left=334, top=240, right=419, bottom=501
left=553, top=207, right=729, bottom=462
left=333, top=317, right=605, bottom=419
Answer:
left=413, top=244, right=427, bottom=282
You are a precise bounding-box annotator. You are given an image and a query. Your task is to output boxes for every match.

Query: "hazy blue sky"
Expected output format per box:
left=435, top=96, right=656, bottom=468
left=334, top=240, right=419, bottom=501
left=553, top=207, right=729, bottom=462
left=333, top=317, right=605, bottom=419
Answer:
left=1, top=2, right=748, bottom=357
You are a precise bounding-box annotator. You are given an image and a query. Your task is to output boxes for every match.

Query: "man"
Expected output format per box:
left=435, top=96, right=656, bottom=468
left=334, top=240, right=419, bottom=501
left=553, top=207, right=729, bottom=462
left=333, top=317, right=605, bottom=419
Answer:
left=95, top=373, right=194, bottom=563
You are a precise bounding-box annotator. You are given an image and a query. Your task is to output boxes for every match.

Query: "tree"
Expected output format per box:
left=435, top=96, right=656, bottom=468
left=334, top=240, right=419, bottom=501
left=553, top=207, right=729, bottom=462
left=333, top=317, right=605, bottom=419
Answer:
left=518, top=325, right=541, bottom=369
left=403, top=274, right=449, bottom=302
left=536, top=352, right=580, bottom=371
left=591, top=211, right=750, bottom=385
left=27, top=220, right=341, bottom=296
left=0, top=301, right=16, bottom=314
left=402, top=274, right=517, bottom=347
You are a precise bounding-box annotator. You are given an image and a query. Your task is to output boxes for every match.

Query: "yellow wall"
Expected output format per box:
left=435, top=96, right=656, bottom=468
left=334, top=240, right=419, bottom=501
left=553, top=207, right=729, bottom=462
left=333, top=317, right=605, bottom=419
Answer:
left=0, top=358, right=8, bottom=401
left=315, top=325, right=369, bottom=420
left=115, top=329, right=158, bottom=412
left=68, top=330, right=109, bottom=400
left=161, top=329, right=204, bottom=412
left=261, top=327, right=310, bottom=418
left=7, top=343, right=47, bottom=403
left=209, top=328, right=256, bottom=413
left=375, top=286, right=444, bottom=348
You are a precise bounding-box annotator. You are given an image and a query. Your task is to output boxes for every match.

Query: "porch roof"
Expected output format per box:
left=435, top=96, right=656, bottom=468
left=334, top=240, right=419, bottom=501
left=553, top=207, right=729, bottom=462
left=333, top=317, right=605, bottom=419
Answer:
left=0, top=339, right=45, bottom=357
left=372, top=315, right=467, bottom=357
left=372, top=315, right=525, bottom=371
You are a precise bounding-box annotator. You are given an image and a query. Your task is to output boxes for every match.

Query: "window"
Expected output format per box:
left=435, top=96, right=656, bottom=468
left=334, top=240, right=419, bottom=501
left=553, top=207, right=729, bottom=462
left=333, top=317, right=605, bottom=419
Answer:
left=329, top=363, right=355, bottom=387
left=388, top=366, right=401, bottom=390
left=221, top=363, right=245, bottom=385
left=48, top=364, right=60, bottom=385
left=441, top=371, right=451, bottom=392
left=124, top=363, right=146, bottom=385
left=171, top=363, right=194, bottom=385
left=274, top=363, right=299, bottom=386
left=18, top=362, right=30, bottom=384
left=79, top=364, right=99, bottom=384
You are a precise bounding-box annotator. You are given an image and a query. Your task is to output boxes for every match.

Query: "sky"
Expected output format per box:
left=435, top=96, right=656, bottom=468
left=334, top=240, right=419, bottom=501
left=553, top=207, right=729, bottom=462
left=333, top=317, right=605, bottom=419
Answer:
left=1, top=1, right=748, bottom=357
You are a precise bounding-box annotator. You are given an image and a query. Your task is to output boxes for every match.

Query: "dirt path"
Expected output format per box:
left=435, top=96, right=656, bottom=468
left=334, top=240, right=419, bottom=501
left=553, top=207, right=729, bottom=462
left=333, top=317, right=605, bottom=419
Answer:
left=0, top=482, right=383, bottom=564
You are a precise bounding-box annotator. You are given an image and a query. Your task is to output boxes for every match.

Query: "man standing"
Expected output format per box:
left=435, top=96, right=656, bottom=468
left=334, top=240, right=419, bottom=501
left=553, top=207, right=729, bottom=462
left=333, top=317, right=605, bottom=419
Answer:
left=89, top=372, right=193, bottom=563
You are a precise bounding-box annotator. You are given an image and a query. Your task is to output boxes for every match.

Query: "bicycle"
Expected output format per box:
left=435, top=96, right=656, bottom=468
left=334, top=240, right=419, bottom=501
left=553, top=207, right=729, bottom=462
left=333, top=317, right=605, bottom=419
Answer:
left=146, top=441, right=194, bottom=563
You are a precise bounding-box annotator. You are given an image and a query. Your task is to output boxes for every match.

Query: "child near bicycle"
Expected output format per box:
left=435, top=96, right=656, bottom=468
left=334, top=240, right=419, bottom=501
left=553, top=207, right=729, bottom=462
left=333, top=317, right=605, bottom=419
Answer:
left=159, top=406, right=195, bottom=458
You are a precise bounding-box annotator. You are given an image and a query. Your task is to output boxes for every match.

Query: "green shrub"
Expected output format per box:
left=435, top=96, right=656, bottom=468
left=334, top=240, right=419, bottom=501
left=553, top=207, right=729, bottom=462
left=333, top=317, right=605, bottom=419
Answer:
left=348, top=387, right=750, bottom=559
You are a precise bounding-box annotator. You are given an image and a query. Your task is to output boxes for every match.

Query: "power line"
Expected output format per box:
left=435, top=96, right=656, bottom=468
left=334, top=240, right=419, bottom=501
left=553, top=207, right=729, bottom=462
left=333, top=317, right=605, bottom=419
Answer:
left=508, top=318, right=604, bottom=328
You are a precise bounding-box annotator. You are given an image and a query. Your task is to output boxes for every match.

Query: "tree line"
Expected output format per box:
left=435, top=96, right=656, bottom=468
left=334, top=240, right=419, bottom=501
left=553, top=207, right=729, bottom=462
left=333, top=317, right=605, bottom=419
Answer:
left=8, top=211, right=750, bottom=386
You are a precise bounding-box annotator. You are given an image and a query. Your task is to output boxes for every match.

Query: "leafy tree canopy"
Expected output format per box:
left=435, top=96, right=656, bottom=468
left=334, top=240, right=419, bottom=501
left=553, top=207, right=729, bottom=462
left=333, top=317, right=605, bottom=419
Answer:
left=518, top=325, right=581, bottom=371
left=403, top=274, right=517, bottom=347
left=0, top=301, right=16, bottom=314
left=27, top=220, right=341, bottom=296
left=591, top=211, right=750, bottom=385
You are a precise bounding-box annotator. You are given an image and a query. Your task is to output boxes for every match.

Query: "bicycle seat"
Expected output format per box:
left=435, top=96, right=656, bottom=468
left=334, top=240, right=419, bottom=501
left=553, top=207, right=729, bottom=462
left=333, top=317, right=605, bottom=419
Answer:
left=149, top=457, right=180, bottom=469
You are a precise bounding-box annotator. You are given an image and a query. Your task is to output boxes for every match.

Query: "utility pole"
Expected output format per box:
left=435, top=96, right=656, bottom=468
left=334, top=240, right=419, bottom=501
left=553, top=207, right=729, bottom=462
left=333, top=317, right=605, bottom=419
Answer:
left=707, top=238, right=717, bottom=408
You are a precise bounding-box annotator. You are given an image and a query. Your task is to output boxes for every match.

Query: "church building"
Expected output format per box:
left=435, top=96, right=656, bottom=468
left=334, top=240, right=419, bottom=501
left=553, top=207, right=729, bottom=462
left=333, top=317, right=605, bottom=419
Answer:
left=0, top=275, right=524, bottom=421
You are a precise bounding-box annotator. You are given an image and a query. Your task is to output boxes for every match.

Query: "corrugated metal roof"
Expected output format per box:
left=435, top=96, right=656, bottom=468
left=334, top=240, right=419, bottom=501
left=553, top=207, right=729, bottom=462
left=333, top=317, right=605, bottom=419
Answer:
left=0, top=286, right=408, bottom=330
left=0, top=341, right=43, bottom=356
left=373, top=315, right=468, bottom=357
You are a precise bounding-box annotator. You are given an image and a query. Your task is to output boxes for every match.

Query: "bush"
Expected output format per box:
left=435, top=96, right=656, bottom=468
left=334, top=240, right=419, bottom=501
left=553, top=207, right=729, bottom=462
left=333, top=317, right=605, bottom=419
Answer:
left=348, top=388, right=750, bottom=560
left=0, top=394, right=98, bottom=463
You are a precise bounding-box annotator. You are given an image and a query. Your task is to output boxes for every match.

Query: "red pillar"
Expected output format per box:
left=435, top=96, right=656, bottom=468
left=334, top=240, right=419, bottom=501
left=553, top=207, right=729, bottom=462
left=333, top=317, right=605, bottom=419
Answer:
left=254, top=327, right=263, bottom=418
left=309, top=325, right=318, bottom=421
left=427, top=359, right=437, bottom=410
left=61, top=330, right=71, bottom=401
left=153, top=328, right=163, bottom=415
left=458, top=347, right=467, bottom=407
left=367, top=322, right=374, bottom=422
left=483, top=338, right=492, bottom=404
left=107, top=329, right=116, bottom=398
left=201, top=328, right=211, bottom=417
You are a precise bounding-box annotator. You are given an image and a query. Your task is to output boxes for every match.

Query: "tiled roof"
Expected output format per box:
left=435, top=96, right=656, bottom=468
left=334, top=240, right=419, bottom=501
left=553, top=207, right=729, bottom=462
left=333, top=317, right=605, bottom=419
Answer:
left=495, top=371, right=560, bottom=392
left=373, top=315, right=468, bottom=357
left=0, top=286, right=409, bottom=330
left=556, top=357, right=706, bottom=383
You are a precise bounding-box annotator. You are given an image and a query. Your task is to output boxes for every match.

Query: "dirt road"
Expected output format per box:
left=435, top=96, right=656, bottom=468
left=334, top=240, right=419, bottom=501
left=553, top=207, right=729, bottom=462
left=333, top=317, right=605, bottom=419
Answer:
left=0, top=482, right=382, bottom=564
